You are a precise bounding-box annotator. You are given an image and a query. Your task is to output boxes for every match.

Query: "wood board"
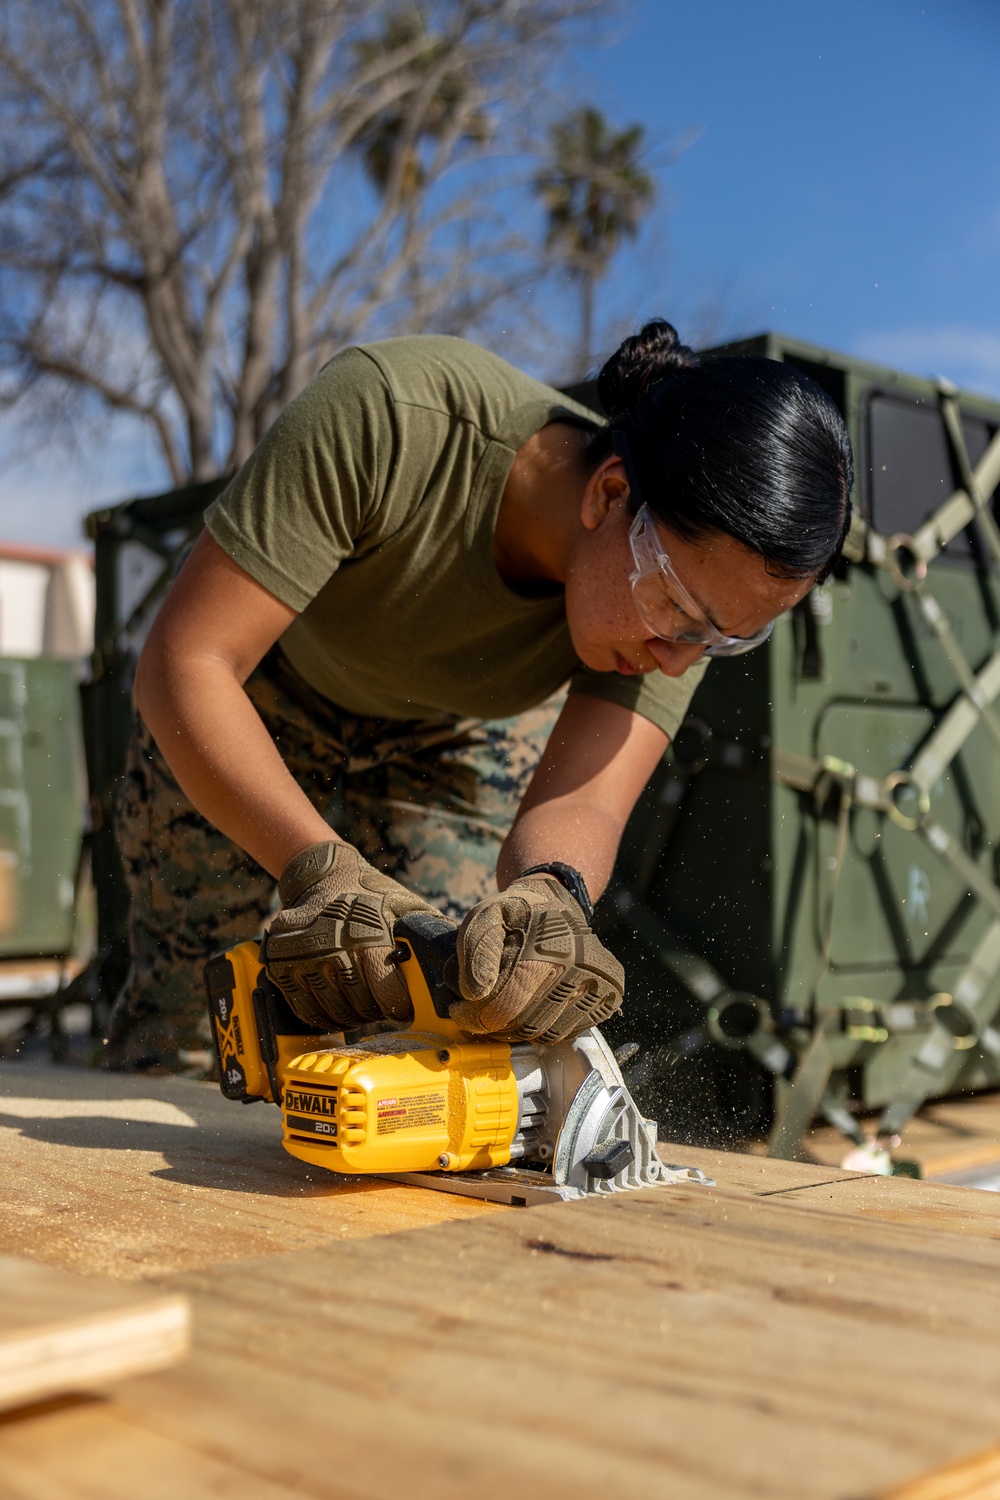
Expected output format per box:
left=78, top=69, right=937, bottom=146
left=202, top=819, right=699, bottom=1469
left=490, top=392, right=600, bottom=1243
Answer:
left=69, top=1174, right=1000, bottom=1500
left=0, top=1256, right=188, bottom=1413
left=878, top=1443, right=1000, bottom=1499
left=1, top=1064, right=1000, bottom=1498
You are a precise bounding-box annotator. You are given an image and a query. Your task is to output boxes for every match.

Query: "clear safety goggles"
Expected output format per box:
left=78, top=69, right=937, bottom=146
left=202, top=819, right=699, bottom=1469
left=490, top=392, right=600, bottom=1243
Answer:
left=615, top=432, right=773, bottom=658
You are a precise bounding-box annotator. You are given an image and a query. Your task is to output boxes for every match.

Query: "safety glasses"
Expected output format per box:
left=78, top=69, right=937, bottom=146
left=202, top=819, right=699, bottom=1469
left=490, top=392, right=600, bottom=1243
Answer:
left=614, top=432, right=774, bottom=658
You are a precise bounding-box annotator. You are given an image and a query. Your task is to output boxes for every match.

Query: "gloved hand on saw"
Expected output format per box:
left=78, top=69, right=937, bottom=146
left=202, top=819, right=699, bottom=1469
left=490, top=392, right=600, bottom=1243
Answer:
left=449, top=867, right=624, bottom=1045
left=262, top=840, right=450, bottom=1030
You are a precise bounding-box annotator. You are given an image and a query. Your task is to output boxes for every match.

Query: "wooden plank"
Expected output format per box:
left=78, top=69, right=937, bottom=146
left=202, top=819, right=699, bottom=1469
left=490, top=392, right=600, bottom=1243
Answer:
left=0, top=1258, right=187, bottom=1413
left=0, top=1062, right=503, bottom=1279
left=4, top=1066, right=1000, bottom=1497
left=878, top=1444, right=1000, bottom=1499
left=80, top=1181, right=1000, bottom=1500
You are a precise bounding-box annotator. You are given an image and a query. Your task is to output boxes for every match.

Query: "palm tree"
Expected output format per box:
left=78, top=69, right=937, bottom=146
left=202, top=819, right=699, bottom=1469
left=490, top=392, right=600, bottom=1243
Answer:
left=536, top=107, right=655, bottom=375
left=352, top=10, right=490, bottom=203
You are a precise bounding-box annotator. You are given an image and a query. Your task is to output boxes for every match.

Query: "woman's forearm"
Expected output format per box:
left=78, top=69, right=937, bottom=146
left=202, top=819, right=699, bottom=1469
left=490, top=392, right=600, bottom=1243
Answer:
left=134, top=646, right=337, bottom=878
left=496, top=695, right=667, bottom=905
left=497, top=795, right=624, bottom=901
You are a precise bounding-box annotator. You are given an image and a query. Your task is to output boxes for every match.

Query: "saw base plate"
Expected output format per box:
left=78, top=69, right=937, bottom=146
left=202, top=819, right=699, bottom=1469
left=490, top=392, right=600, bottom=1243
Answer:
left=380, top=1161, right=714, bottom=1207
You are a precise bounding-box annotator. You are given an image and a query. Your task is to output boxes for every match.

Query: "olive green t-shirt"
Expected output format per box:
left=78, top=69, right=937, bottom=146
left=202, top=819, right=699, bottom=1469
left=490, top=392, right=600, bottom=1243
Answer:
left=205, top=336, right=706, bottom=735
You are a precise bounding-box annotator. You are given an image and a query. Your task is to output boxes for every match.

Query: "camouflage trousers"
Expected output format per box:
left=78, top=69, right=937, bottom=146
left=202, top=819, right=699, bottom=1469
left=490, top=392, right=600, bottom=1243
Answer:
left=108, top=645, right=562, bottom=1071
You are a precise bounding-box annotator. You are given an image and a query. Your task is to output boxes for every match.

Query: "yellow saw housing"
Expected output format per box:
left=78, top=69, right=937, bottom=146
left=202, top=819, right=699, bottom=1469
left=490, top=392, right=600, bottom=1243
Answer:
left=208, top=912, right=694, bottom=1204
left=206, top=936, right=519, bottom=1175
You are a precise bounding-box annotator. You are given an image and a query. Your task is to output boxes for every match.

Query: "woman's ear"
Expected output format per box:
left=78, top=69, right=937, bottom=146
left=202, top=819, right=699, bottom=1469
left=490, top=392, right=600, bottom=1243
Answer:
left=580, top=456, right=631, bottom=533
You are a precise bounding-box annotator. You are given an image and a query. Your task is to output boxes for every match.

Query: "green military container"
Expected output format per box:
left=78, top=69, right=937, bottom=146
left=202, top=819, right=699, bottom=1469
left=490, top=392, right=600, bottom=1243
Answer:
left=0, top=657, right=84, bottom=958
left=598, top=334, right=1000, bottom=1156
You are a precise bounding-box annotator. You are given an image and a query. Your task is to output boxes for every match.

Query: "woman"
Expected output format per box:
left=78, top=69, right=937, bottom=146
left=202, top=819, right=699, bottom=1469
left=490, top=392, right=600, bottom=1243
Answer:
left=109, top=320, right=853, bottom=1073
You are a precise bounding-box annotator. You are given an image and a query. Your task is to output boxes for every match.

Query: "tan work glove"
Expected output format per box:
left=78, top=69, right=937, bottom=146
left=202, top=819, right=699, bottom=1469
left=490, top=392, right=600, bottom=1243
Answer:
left=451, top=874, right=624, bottom=1045
left=262, top=841, right=446, bottom=1030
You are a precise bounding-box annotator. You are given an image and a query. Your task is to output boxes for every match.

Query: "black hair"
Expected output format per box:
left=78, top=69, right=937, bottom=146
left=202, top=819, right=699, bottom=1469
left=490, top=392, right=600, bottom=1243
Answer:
left=587, top=319, right=854, bottom=579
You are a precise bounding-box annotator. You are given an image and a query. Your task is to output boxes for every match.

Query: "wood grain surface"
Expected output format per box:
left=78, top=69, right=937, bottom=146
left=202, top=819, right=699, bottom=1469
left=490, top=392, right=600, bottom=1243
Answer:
left=1, top=1063, right=1000, bottom=1499
left=878, top=1443, right=1000, bottom=1499
left=676, top=1145, right=1000, bottom=1237
left=0, top=1061, right=503, bottom=1279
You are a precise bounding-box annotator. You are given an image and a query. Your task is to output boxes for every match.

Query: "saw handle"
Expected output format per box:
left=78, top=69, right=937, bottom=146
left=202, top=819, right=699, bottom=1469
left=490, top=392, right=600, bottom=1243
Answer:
left=392, top=912, right=464, bottom=1037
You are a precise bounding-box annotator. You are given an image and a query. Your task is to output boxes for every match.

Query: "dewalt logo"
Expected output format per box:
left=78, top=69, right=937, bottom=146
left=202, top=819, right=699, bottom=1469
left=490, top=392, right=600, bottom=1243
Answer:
left=284, top=1089, right=337, bottom=1117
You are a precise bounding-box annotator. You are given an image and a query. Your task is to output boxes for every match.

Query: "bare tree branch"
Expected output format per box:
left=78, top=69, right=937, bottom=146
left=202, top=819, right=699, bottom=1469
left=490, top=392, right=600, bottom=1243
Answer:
left=0, top=0, right=609, bottom=485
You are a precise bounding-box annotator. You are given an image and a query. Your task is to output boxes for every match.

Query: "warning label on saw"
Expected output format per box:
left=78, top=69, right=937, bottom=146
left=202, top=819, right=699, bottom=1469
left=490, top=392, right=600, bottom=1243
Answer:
left=376, top=1091, right=446, bottom=1136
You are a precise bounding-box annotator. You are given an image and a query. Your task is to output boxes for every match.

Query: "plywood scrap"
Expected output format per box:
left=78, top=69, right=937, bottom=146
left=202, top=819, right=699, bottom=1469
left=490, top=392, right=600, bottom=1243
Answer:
left=0, top=1257, right=188, bottom=1412
left=878, top=1442, right=1000, bottom=1499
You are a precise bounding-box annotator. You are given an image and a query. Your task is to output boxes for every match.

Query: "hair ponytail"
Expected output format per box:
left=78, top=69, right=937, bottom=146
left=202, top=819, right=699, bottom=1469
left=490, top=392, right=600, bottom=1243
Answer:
left=597, top=319, right=700, bottom=420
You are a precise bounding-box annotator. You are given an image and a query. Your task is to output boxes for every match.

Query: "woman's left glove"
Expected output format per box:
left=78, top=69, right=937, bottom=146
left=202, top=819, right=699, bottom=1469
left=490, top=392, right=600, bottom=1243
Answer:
left=261, top=840, right=448, bottom=1030
left=450, top=873, right=624, bottom=1045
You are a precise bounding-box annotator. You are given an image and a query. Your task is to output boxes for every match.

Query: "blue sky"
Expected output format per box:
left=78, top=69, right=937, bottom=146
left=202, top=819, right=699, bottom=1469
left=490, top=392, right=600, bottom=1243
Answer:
left=578, top=0, right=1000, bottom=388
left=1, top=0, right=998, bottom=547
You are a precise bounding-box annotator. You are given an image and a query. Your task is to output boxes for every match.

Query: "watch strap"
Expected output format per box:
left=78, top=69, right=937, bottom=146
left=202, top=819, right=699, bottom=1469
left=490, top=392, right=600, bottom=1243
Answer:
left=519, top=861, right=595, bottom=926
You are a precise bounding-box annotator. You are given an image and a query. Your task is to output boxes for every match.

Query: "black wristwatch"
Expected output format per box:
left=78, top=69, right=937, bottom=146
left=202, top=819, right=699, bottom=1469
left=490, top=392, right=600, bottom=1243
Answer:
left=519, top=861, right=595, bottom=926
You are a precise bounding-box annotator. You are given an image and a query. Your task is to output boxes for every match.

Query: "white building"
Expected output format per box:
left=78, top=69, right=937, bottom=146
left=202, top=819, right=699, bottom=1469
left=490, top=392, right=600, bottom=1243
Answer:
left=0, top=543, right=95, bottom=660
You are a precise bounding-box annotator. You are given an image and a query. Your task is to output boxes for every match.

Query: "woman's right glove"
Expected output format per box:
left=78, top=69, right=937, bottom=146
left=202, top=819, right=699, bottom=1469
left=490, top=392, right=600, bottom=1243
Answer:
left=449, top=873, right=624, bottom=1045
left=261, top=840, right=446, bottom=1030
